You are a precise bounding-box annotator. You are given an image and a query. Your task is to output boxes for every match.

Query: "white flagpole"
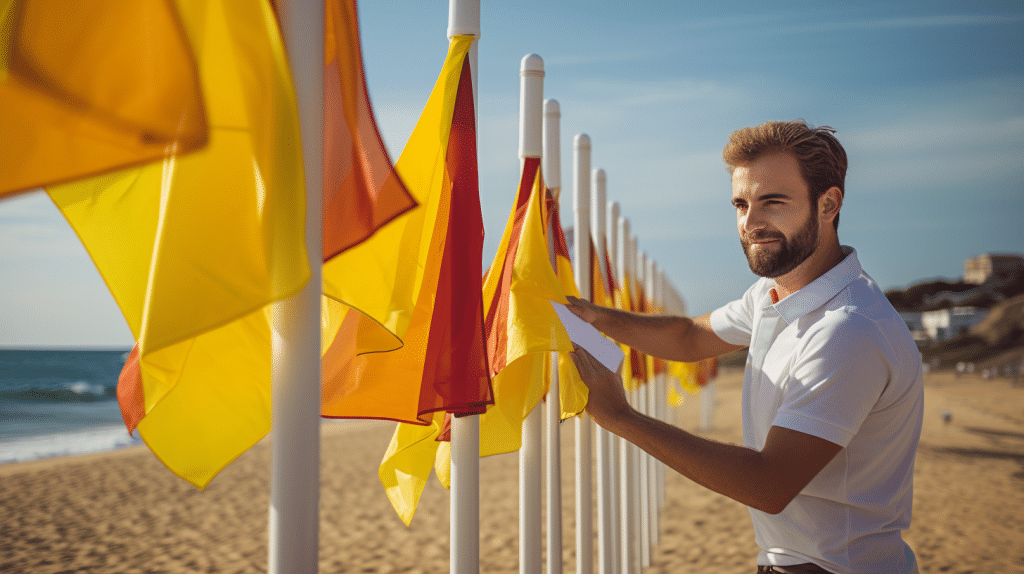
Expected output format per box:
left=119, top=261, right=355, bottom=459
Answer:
left=617, top=217, right=633, bottom=574
left=448, top=2, right=481, bottom=574
left=271, top=1, right=324, bottom=573
left=606, top=201, right=622, bottom=574
left=628, top=233, right=643, bottom=574
left=654, top=265, right=666, bottom=521
left=519, top=52, right=545, bottom=574
left=644, top=255, right=658, bottom=562
left=635, top=250, right=651, bottom=569
left=591, top=168, right=614, bottom=574
left=543, top=98, right=564, bottom=574
left=573, top=133, right=594, bottom=574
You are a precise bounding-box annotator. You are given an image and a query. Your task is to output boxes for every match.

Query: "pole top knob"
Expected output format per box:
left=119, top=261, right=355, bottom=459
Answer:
left=521, top=54, right=545, bottom=76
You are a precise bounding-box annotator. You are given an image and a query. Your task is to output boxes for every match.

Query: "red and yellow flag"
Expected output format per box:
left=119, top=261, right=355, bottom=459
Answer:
left=331, top=35, right=490, bottom=525
left=476, top=159, right=576, bottom=456
left=321, top=34, right=490, bottom=425
left=614, top=266, right=646, bottom=390
left=545, top=190, right=588, bottom=419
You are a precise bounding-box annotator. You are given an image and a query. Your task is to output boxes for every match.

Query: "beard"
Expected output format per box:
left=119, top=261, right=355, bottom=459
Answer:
left=741, top=209, right=819, bottom=278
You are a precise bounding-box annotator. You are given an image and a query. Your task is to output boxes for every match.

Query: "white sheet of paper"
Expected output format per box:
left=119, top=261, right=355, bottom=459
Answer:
left=550, top=301, right=625, bottom=373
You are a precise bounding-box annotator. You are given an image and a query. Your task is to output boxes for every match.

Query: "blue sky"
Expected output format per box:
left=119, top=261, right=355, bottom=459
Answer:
left=1, top=0, right=1022, bottom=348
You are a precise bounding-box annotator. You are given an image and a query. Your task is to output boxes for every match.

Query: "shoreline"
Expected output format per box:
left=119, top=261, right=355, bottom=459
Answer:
left=1, top=371, right=1022, bottom=573
left=0, top=414, right=391, bottom=469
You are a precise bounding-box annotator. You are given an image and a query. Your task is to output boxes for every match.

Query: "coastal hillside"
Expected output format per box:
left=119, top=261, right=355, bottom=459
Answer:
left=921, top=293, right=1024, bottom=371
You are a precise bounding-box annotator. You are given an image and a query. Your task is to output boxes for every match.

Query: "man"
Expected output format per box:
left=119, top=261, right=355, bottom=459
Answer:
left=567, top=120, right=923, bottom=574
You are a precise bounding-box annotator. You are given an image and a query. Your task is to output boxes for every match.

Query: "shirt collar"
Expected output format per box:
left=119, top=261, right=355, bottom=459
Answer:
left=769, top=246, right=862, bottom=324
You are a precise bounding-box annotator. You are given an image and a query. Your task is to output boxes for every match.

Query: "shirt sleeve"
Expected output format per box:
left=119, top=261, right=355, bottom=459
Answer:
left=772, top=310, right=892, bottom=447
left=709, top=280, right=760, bottom=346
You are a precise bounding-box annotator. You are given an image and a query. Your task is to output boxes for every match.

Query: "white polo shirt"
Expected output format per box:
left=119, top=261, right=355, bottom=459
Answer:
left=710, top=247, right=923, bottom=574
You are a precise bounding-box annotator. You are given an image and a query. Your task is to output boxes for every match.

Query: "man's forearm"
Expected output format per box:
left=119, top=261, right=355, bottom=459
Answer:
left=592, top=308, right=696, bottom=362
left=603, top=409, right=792, bottom=515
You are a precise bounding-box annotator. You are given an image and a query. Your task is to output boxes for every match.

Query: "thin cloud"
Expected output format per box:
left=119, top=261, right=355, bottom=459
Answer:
left=788, top=13, right=1024, bottom=34
left=845, top=116, right=1024, bottom=153
left=573, top=77, right=745, bottom=108
left=545, top=50, right=653, bottom=68
left=673, top=12, right=1023, bottom=36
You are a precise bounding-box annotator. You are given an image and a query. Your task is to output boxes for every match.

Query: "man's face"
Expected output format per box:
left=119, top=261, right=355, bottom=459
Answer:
left=731, top=152, right=819, bottom=279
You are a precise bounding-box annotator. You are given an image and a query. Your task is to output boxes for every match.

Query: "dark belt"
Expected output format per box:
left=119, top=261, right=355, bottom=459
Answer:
left=757, top=564, right=833, bottom=574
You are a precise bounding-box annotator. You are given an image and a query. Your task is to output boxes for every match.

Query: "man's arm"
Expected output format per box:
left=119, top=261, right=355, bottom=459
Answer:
left=566, top=295, right=745, bottom=363
left=570, top=344, right=842, bottom=515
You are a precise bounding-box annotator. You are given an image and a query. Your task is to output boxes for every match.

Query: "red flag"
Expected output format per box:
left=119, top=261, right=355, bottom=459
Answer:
left=322, top=0, right=416, bottom=258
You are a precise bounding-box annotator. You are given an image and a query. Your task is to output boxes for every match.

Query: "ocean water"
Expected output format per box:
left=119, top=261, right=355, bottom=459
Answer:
left=0, top=348, right=142, bottom=464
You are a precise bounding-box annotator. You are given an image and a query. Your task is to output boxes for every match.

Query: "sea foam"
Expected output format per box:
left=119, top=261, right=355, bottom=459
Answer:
left=0, top=424, right=143, bottom=464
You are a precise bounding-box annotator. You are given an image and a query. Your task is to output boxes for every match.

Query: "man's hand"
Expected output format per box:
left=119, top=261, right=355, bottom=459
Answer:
left=569, top=343, right=633, bottom=430
left=565, top=295, right=602, bottom=325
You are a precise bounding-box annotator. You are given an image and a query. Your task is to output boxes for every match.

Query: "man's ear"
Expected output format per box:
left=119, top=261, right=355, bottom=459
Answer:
left=820, top=186, right=843, bottom=225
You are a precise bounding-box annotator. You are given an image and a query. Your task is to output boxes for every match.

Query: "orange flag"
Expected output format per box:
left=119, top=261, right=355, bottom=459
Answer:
left=0, top=0, right=207, bottom=197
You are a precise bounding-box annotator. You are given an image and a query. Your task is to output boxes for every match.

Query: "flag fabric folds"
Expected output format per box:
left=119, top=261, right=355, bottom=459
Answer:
left=321, top=33, right=490, bottom=424
left=546, top=190, right=588, bottom=419
left=0, top=0, right=208, bottom=197
left=337, top=35, right=490, bottom=525
left=35, top=0, right=309, bottom=489
left=615, top=265, right=644, bottom=391
left=476, top=158, right=578, bottom=456
left=322, top=0, right=416, bottom=259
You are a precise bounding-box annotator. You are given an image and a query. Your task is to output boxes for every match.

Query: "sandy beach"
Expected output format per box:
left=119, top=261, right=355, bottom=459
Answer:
left=2, top=369, right=1022, bottom=573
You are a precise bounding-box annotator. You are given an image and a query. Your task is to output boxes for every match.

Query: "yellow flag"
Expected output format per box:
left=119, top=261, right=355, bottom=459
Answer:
left=478, top=159, right=573, bottom=456
left=667, top=361, right=701, bottom=406
left=378, top=411, right=446, bottom=526
left=46, top=0, right=308, bottom=488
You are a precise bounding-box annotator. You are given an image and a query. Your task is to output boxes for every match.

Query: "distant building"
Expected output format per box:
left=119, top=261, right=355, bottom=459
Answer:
left=899, top=311, right=929, bottom=342
left=964, top=254, right=1024, bottom=285
left=920, top=307, right=989, bottom=341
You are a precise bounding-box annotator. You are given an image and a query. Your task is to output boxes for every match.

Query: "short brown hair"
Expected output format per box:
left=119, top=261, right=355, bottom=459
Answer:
left=722, top=120, right=847, bottom=229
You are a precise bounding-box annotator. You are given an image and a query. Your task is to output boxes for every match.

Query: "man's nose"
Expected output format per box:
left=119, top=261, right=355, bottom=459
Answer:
left=741, top=205, right=767, bottom=234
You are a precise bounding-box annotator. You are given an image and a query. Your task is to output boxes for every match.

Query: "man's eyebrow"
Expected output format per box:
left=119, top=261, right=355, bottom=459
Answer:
left=757, top=193, right=791, bottom=202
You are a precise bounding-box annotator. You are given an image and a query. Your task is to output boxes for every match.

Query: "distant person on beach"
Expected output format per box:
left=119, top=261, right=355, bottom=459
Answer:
left=567, top=120, right=924, bottom=574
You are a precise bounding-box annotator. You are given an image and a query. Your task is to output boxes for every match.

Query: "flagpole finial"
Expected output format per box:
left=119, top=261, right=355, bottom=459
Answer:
left=519, top=54, right=544, bottom=160
left=521, top=53, right=545, bottom=77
